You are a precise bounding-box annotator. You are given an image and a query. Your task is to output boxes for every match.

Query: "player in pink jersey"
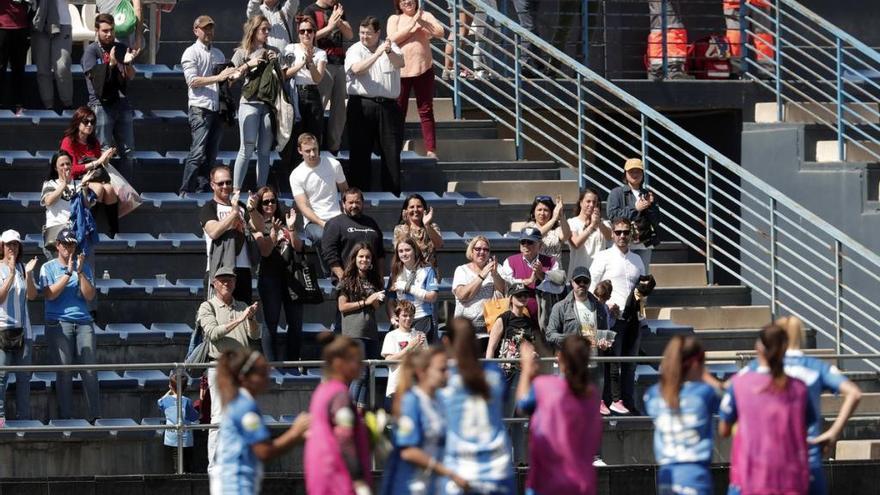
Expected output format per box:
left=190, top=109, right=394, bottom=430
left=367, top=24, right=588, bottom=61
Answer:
left=720, top=324, right=816, bottom=495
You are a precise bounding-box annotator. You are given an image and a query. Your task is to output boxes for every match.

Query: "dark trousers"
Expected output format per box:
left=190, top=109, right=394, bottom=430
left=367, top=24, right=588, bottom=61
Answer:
left=511, top=0, right=538, bottom=63
left=0, top=28, right=29, bottom=109
left=257, top=274, right=304, bottom=362
left=603, top=317, right=641, bottom=409
left=167, top=446, right=193, bottom=473
left=413, top=315, right=437, bottom=345
left=349, top=338, right=379, bottom=409
left=281, top=84, right=325, bottom=181
left=180, top=106, right=224, bottom=194
left=345, top=95, right=403, bottom=195
left=234, top=268, right=253, bottom=305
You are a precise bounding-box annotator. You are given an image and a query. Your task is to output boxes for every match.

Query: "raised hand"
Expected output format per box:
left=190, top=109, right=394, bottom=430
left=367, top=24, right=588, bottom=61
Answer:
left=423, top=206, right=434, bottom=225
left=123, top=48, right=135, bottom=65
left=553, top=194, right=564, bottom=219
left=286, top=209, right=297, bottom=230
left=244, top=302, right=259, bottom=319
left=590, top=206, right=601, bottom=229
left=76, top=253, right=86, bottom=273
left=108, top=46, right=118, bottom=67
left=25, top=257, right=38, bottom=274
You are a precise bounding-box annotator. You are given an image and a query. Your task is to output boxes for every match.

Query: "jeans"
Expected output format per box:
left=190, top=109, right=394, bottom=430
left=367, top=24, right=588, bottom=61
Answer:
left=93, top=98, right=136, bottom=176
left=397, top=68, right=437, bottom=153
left=603, top=317, right=641, bottom=410
left=317, top=63, right=347, bottom=152
left=46, top=320, right=101, bottom=419
left=349, top=338, right=379, bottom=409
left=180, top=106, right=224, bottom=194
left=0, top=336, right=32, bottom=420
left=233, top=101, right=273, bottom=191
left=303, top=223, right=328, bottom=276
left=632, top=247, right=653, bottom=275
left=31, top=25, right=73, bottom=108
left=258, top=274, right=304, bottom=362
left=0, top=28, right=29, bottom=109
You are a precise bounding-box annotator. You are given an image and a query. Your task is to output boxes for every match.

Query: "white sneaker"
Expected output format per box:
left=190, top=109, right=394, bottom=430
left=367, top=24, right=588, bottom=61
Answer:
left=609, top=400, right=630, bottom=415
left=592, top=456, right=607, bottom=467
left=474, top=70, right=493, bottom=80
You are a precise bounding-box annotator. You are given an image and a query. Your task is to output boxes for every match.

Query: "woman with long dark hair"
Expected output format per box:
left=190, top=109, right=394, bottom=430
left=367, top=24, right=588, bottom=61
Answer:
left=644, top=336, right=721, bottom=495
left=516, top=335, right=602, bottom=495
left=210, top=348, right=310, bottom=494
left=388, top=237, right=438, bottom=343
left=438, top=318, right=514, bottom=494
left=381, top=346, right=468, bottom=495
left=525, top=194, right=571, bottom=259
left=304, top=332, right=373, bottom=495
left=567, top=188, right=611, bottom=272
left=59, top=107, right=120, bottom=235
left=246, top=186, right=304, bottom=364
left=40, top=151, right=78, bottom=256
left=393, top=194, right=443, bottom=268
left=338, top=243, right=386, bottom=410
left=720, top=325, right=815, bottom=495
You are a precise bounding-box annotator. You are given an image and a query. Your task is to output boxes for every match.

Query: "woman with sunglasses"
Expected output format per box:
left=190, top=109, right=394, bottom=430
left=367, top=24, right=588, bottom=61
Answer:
left=526, top=194, right=571, bottom=260
left=387, top=0, right=445, bottom=159
left=283, top=16, right=327, bottom=167
left=246, top=186, right=304, bottom=365
left=452, top=235, right=505, bottom=335
left=393, top=193, right=443, bottom=269
left=59, top=107, right=120, bottom=236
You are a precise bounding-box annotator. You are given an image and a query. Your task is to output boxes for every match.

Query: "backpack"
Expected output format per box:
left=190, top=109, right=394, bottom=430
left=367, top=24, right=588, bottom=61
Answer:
left=688, top=35, right=732, bottom=80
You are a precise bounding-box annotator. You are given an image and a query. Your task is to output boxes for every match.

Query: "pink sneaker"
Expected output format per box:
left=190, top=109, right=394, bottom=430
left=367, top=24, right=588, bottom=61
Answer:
left=609, top=400, right=630, bottom=415
left=599, top=402, right=611, bottom=416
left=0, top=417, right=5, bottom=428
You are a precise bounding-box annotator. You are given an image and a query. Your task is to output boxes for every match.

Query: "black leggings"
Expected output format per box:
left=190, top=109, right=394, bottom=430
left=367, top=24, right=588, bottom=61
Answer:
left=0, top=28, right=29, bottom=109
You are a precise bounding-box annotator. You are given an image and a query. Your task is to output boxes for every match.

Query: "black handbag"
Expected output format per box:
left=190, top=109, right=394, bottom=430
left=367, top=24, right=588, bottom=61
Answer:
left=0, top=328, right=25, bottom=351
left=286, top=250, right=324, bottom=305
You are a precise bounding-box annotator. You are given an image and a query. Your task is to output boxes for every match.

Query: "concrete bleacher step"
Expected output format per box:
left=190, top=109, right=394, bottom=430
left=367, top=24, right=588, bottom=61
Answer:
left=816, top=139, right=880, bottom=162
left=754, top=101, right=880, bottom=125
left=405, top=138, right=517, bottom=161
left=835, top=440, right=880, bottom=460
left=406, top=97, right=454, bottom=122
left=649, top=305, right=771, bottom=330
left=823, top=392, right=880, bottom=416
left=650, top=263, right=707, bottom=287
left=448, top=179, right=580, bottom=204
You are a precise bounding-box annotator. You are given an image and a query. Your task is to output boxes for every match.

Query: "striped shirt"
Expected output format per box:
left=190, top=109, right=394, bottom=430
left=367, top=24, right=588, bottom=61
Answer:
left=0, top=264, right=31, bottom=338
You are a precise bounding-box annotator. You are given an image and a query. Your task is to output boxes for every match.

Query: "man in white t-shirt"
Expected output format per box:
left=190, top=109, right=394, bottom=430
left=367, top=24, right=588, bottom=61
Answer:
left=289, top=132, right=348, bottom=274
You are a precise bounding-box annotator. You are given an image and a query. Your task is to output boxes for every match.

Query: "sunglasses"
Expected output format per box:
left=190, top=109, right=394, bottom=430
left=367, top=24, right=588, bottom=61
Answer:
left=573, top=278, right=590, bottom=285
left=299, top=28, right=314, bottom=34
left=519, top=240, right=536, bottom=245
left=82, top=119, right=96, bottom=125
left=512, top=293, right=530, bottom=299
left=214, top=180, right=233, bottom=187
left=262, top=198, right=277, bottom=206
left=473, top=247, right=490, bottom=252
left=613, top=230, right=630, bottom=236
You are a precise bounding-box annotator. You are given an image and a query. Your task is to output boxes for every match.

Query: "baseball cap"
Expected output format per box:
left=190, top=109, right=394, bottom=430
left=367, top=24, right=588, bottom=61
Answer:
left=193, top=15, right=215, bottom=29
left=56, top=228, right=78, bottom=245
left=624, top=158, right=644, bottom=171
left=519, top=226, right=542, bottom=243
left=0, top=229, right=22, bottom=244
left=213, top=266, right=237, bottom=279
left=508, top=282, right=533, bottom=297
left=570, top=266, right=591, bottom=283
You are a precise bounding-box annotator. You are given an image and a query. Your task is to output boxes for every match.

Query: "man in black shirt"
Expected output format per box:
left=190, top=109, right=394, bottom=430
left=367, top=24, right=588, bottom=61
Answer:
left=302, top=0, right=352, bottom=154
left=322, top=187, right=385, bottom=280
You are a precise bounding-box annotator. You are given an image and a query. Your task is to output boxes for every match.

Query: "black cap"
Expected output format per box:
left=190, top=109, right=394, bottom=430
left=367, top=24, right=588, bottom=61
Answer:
left=508, top=282, right=533, bottom=297
left=570, top=266, right=591, bottom=283
left=55, top=228, right=78, bottom=245
left=519, top=226, right=542, bottom=243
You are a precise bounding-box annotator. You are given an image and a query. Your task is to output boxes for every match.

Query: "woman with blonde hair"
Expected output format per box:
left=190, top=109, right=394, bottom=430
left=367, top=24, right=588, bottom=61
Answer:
left=452, top=235, right=505, bottom=333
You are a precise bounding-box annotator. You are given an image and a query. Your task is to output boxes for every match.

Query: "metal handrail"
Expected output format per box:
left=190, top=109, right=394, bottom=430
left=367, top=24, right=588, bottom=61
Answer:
left=428, top=0, right=880, bottom=373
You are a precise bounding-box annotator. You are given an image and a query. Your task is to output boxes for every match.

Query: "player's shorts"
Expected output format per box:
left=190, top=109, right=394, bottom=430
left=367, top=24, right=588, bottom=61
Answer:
left=657, top=463, right=712, bottom=495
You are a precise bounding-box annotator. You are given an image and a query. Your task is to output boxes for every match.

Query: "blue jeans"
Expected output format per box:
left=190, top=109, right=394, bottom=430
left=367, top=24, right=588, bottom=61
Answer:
left=46, top=320, right=101, bottom=419
left=349, top=338, right=378, bottom=409
left=180, top=106, right=224, bottom=194
left=93, top=98, right=135, bottom=158
left=257, top=274, right=304, bottom=362
left=303, top=222, right=328, bottom=276
left=0, top=337, right=32, bottom=419
left=233, top=101, right=273, bottom=191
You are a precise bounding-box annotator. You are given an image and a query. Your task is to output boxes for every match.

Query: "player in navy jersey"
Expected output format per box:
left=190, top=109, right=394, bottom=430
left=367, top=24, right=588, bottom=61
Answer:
left=644, top=336, right=722, bottom=495
left=744, top=317, right=862, bottom=495
left=437, top=318, right=514, bottom=494
left=209, top=349, right=310, bottom=494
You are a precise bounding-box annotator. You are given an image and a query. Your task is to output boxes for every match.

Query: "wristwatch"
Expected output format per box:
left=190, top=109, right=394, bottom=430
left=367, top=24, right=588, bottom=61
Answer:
left=65, top=270, right=73, bottom=277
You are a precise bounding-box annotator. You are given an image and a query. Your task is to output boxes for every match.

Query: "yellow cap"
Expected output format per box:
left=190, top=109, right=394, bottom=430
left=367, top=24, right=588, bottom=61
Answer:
left=193, top=15, right=215, bottom=29
left=624, top=158, right=644, bottom=171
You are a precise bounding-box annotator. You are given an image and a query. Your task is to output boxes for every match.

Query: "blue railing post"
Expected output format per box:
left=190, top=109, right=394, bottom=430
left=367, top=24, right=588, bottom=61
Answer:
left=175, top=364, right=183, bottom=475
left=661, top=0, right=668, bottom=79
left=514, top=34, right=524, bottom=160
left=452, top=0, right=462, bottom=120
left=577, top=74, right=585, bottom=190
left=640, top=114, right=650, bottom=188
left=769, top=197, right=777, bottom=319
left=704, top=156, right=714, bottom=285
left=774, top=1, right=782, bottom=122
left=581, top=0, right=590, bottom=66
left=835, top=37, right=846, bottom=161
left=834, top=240, right=843, bottom=369
left=739, top=1, right=748, bottom=77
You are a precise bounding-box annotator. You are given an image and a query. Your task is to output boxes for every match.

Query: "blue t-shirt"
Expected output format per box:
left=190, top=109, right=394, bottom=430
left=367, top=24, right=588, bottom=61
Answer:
left=644, top=381, right=721, bottom=466
left=157, top=394, right=200, bottom=448
left=383, top=387, right=446, bottom=495
left=746, top=351, right=847, bottom=466
left=38, top=259, right=94, bottom=323
left=213, top=389, right=271, bottom=494
left=437, top=362, right=513, bottom=494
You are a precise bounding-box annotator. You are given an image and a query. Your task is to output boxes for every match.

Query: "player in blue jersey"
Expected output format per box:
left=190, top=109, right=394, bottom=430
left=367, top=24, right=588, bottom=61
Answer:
left=437, top=318, right=515, bottom=495
left=209, top=349, right=311, bottom=495
left=644, top=336, right=722, bottom=495
left=743, top=317, right=862, bottom=495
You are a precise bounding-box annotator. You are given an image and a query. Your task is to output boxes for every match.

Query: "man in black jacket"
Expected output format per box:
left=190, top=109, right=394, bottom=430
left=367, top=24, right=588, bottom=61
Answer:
left=321, top=187, right=384, bottom=280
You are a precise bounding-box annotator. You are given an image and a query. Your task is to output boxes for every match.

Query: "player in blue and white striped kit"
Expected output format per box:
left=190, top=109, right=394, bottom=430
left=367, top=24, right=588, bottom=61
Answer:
left=644, top=336, right=722, bottom=495
left=744, top=317, right=862, bottom=495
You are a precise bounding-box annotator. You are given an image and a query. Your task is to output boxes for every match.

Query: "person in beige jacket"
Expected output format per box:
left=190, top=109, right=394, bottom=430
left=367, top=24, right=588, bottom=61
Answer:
left=197, top=265, right=260, bottom=476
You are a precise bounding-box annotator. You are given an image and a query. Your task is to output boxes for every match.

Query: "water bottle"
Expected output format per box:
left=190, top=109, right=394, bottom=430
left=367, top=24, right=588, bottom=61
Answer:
left=102, top=270, right=110, bottom=280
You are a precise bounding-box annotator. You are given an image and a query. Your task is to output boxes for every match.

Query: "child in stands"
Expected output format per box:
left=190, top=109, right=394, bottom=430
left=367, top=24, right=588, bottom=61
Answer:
left=381, top=300, right=427, bottom=411
left=720, top=324, right=816, bottom=495
left=644, top=336, right=722, bottom=495
left=516, top=335, right=603, bottom=495
left=157, top=373, right=199, bottom=473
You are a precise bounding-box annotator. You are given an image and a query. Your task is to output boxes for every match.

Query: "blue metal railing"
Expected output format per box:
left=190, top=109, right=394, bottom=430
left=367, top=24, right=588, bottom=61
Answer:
left=743, top=0, right=880, bottom=162
left=429, top=0, right=880, bottom=370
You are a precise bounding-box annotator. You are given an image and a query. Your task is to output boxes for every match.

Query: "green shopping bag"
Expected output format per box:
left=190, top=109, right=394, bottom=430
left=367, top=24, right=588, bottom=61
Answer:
left=112, top=0, right=138, bottom=38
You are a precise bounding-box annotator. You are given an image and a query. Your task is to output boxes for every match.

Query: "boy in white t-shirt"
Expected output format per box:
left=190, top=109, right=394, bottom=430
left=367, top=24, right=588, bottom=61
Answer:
left=380, top=301, right=426, bottom=410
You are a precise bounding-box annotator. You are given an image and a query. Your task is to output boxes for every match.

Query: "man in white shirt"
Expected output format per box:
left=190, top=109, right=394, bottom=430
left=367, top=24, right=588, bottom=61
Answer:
left=179, top=16, right=236, bottom=195
left=344, top=16, right=405, bottom=195
left=589, top=217, right=645, bottom=415
left=289, top=132, right=348, bottom=274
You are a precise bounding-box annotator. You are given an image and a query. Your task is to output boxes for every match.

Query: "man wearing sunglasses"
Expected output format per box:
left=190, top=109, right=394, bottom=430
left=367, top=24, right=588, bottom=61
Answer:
left=588, top=217, right=646, bottom=415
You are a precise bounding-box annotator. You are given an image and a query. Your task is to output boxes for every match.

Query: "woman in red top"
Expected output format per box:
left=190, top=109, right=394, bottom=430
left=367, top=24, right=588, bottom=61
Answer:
left=59, top=107, right=120, bottom=235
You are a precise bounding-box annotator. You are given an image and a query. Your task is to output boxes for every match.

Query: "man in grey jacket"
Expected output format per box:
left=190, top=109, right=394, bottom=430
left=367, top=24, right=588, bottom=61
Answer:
left=544, top=266, right=612, bottom=350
